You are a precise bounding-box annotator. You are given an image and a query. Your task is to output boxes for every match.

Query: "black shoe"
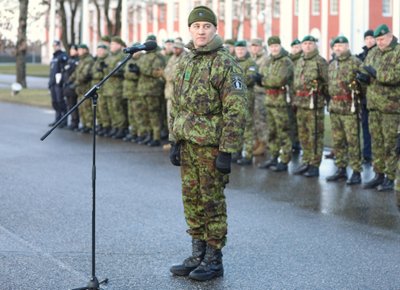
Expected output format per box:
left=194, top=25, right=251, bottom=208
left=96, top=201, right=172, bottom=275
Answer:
left=326, top=167, right=347, bottom=182
left=81, top=127, right=91, bottom=134
left=134, top=135, right=146, bottom=144
left=363, top=173, right=385, bottom=189
left=258, top=156, right=278, bottom=169
left=271, top=162, right=288, bottom=172
left=112, top=128, right=127, bottom=139
left=123, top=134, right=134, bottom=142
left=138, top=134, right=152, bottom=145
left=67, top=124, right=78, bottom=131
left=58, top=121, right=68, bottom=129
left=147, top=140, right=161, bottom=147
left=170, top=239, right=206, bottom=276
left=377, top=177, right=394, bottom=192
left=346, top=171, right=361, bottom=185
left=106, top=128, right=117, bottom=137
left=293, top=163, right=309, bottom=175
left=237, top=157, right=252, bottom=165
left=303, top=165, right=319, bottom=177
left=98, top=127, right=110, bottom=137
left=188, top=244, right=223, bottom=281
left=231, top=152, right=241, bottom=163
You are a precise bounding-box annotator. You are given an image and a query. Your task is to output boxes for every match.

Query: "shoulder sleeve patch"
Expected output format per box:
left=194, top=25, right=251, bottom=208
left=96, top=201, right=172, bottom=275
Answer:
left=232, top=75, right=244, bottom=90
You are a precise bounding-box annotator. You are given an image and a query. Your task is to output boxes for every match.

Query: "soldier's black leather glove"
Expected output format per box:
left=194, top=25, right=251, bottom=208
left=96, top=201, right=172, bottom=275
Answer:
left=253, top=73, right=263, bottom=86
left=215, top=152, right=232, bottom=174
left=169, top=142, right=181, bottom=166
left=363, top=65, right=377, bottom=78
left=355, top=71, right=370, bottom=84
left=395, top=134, right=400, bottom=156
left=128, top=63, right=140, bottom=74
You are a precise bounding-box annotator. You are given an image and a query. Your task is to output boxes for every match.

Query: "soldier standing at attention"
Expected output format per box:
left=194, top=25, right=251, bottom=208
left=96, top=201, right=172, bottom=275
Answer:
left=63, top=44, right=79, bottom=130
left=169, top=6, right=247, bottom=281
left=292, top=35, right=328, bottom=177
left=234, top=40, right=258, bottom=165
left=357, top=24, right=400, bottom=191
left=258, top=36, right=294, bottom=172
left=249, top=38, right=268, bottom=156
left=326, top=36, right=363, bottom=185
left=70, top=44, right=94, bottom=133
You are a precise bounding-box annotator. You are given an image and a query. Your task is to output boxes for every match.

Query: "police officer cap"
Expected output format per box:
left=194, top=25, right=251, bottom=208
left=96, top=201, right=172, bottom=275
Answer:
left=101, top=35, right=111, bottom=43
left=97, top=43, right=108, bottom=49
left=146, top=34, right=157, bottom=41
left=250, top=39, right=263, bottom=46
left=332, top=36, right=348, bottom=45
left=188, top=6, right=217, bottom=27
left=302, top=35, right=317, bottom=42
left=267, top=36, right=281, bottom=46
left=78, top=44, right=89, bottom=50
left=111, top=36, right=126, bottom=47
left=373, top=24, right=390, bottom=37
left=364, top=29, right=374, bottom=38
left=290, top=38, right=301, bottom=46
left=224, top=39, right=235, bottom=46
left=234, top=40, right=247, bottom=47
left=53, top=40, right=61, bottom=46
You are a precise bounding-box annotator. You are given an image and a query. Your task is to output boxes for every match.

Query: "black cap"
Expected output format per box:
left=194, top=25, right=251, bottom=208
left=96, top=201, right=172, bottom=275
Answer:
left=364, top=29, right=374, bottom=38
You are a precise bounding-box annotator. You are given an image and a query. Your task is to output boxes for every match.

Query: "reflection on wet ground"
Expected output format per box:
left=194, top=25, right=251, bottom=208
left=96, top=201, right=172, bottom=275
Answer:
left=229, top=151, right=400, bottom=234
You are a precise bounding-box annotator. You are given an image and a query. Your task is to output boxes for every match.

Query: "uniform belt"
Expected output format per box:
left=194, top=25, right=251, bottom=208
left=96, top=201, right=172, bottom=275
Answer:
left=295, top=90, right=310, bottom=97
left=266, top=88, right=285, bottom=95
left=332, top=94, right=352, bottom=101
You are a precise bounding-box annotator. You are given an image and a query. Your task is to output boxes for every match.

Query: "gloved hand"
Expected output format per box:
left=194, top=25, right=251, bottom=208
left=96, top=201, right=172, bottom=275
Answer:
left=215, top=152, right=232, bottom=174
left=128, top=63, right=140, bottom=74
left=97, top=61, right=108, bottom=72
left=355, top=71, right=371, bottom=84
left=169, top=142, right=181, bottom=166
left=253, top=73, right=263, bottom=86
left=395, top=134, right=400, bottom=156
left=363, top=65, right=377, bottom=78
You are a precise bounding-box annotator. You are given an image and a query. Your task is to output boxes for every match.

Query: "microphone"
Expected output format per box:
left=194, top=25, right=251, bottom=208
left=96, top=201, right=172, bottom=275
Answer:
left=123, top=41, right=157, bottom=54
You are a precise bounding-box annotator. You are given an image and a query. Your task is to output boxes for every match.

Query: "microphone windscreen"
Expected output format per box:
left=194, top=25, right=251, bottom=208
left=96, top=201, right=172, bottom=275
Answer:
left=144, top=41, right=158, bottom=51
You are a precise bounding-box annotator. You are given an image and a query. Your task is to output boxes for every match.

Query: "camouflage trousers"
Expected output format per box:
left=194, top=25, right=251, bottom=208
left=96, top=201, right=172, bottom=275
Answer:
left=288, top=106, right=300, bottom=147
left=394, top=159, right=400, bottom=207
left=144, top=95, right=161, bottom=140
left=98, top=94, right=112, bottom=128
left=125, top=97, right=137, bottom=134
left=110, top=95, right=128, bottom=129
left=369, top=111, right=400, bottom=180
left=330, top=113, right=362, bottom=172
left=76, top=87, right=93, bottom=128
left=132, top=95, right=150, bottom=137
left=297, top=108, right=324, bottom=167
left=265, top=106, right=292, bottom=163
left=253, top=92, right=267, bottom=143
left=242, top=93, right=255, bottom=158
left=180, top=142, right=229, bottom=249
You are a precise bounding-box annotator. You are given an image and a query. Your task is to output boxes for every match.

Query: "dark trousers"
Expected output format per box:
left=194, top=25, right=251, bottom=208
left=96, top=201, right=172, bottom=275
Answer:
left=50, top=85, right=67, bottom=121
left=65, top=91, right=79, bottom=126
left=361, top=103, right=372, bottom=160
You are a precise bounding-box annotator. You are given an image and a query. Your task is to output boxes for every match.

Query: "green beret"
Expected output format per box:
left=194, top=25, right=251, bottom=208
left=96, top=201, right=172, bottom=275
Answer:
left=250, top=39, right=263, bottom=46
left=188, top=6, right=217, bottom=27
left=374, top=24, right=390, bottom=37
left=267, top=36, right=281, bottom=46
left=100, top=35, right=111, bottom=43
left=97, top=43, right=108, bottom=49
left=302, top=35, right=317, bottom=43
left=111, top=36, right=126, bottom=47
left=332, top=36, right=349, bottom=45
left=290, top=38, right=301, bottom=46
left=234, top=40, right=247, bottom=47
left=78, top=44, right=89, bottom=50
left=224, top=39, right=235, bottom=46
left=146, top=34, right=157, bottom=41
left=165, top=38, right=174, bottom=43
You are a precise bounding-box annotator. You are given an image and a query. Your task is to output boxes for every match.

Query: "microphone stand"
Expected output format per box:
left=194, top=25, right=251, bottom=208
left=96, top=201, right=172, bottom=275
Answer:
left=41, top=51, right=134, bottom=290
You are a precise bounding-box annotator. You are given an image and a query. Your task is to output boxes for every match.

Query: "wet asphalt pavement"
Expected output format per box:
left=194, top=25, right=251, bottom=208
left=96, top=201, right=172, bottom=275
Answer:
left=0, top=101, right=399, bottom=290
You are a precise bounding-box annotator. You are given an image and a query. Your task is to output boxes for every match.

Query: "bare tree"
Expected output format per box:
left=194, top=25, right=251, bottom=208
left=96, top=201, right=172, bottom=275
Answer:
left=92, top=0, right=102, bottom=39
left=58, top=0, right=80, bottom=51
left=104, top=0, right=122, bottom=36
left=16, top=0, right=29, bottom=88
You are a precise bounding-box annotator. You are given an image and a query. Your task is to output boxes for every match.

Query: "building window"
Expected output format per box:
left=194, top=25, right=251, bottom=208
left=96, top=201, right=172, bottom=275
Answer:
left=294, top=0, right=299, bottom=16
left=245, top=0, right=251, bottom=18
left=312, top=0, right=320, bottom=15
left=382, top=0, right=392, bottom=16
left=233, top=1, right=240, bottom=20
left=147, top=5, right=153, bottom=22
left=174, top=2, right=179, bottom=21
left=273, top=0, right=280, bottom=18
left=330, top=0, right=338, bottom=15
left=220, top=0, right=225, bottom=20
left=159, top=4, right=166, bottom=23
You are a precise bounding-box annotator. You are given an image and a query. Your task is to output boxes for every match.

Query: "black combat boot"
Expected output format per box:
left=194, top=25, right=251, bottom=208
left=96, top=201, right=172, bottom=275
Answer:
left=346, top=171, right=361, bottom=185
left=112, top=128, right=127, bottom=139
left=363, top=173, right=385, bottom=189
left=106, top=127, right=117, bottom=137
left=271, top=162, right=288, bottom=172
left=170, top=239, right=206, bottom=276
left=326, top=167, right=347, bottom=182
left=123, top=133, right=134, bottom=142
left=258, top=156, right=278, bottom=169
left=237, top=157, right=252, bottom=165
left=292, top=163, right=309, bottom=175
left=376, top=177, right=394, bottom=192
left=303, top=165, right=319, bottom=177
left=138, top=134, right=152, bottom=145
left=188, top=244, right=223, bottom=281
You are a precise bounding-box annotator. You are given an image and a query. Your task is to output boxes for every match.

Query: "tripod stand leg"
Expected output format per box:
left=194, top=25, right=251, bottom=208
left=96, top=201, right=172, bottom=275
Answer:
left=71, top=276, right=108, bottom=290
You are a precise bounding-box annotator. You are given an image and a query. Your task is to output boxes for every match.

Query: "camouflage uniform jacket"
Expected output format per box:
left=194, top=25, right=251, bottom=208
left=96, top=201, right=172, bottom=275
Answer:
left=261, top=48, right=294, bottom=107
left=293, top=49, right=329, bottom=109
left=122, top=54, right=141, bottom=99
left=169, top=35, right=248, bottom=153
left=328, top=50, right=362, bottom=114
left=137, top=49, right=166, bottom=97
left=102, top=50, right=125, bottom=97
left=90, top=54, right=109, bottom=93
left=289, top=51, right=302, bottom=66
left=361, top=36, right=400, bottom=113
left=70, top=53, right=94, bottom=93
left=252, top=51, right=268, bottom=94
left=164, top=51, right=186, bottom=100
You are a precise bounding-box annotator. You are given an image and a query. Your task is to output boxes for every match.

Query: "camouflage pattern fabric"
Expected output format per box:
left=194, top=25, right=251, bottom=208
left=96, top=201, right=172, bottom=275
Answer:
left=91, top=54, right=109, bottom=128
left=288, top=51, right=303, bottom=147
left=260, top=48, right=293, bottom=162
left=123, top=56, right=141, bottom=134
left=395, top=159, right=400, bottom=207
left=170, top=35, right=247, bottom=249
left=237, top=54, right=257, bottom=158
left=252, top=52, right=268, bottom=143
left=71, top=52, right=94, bottom=128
